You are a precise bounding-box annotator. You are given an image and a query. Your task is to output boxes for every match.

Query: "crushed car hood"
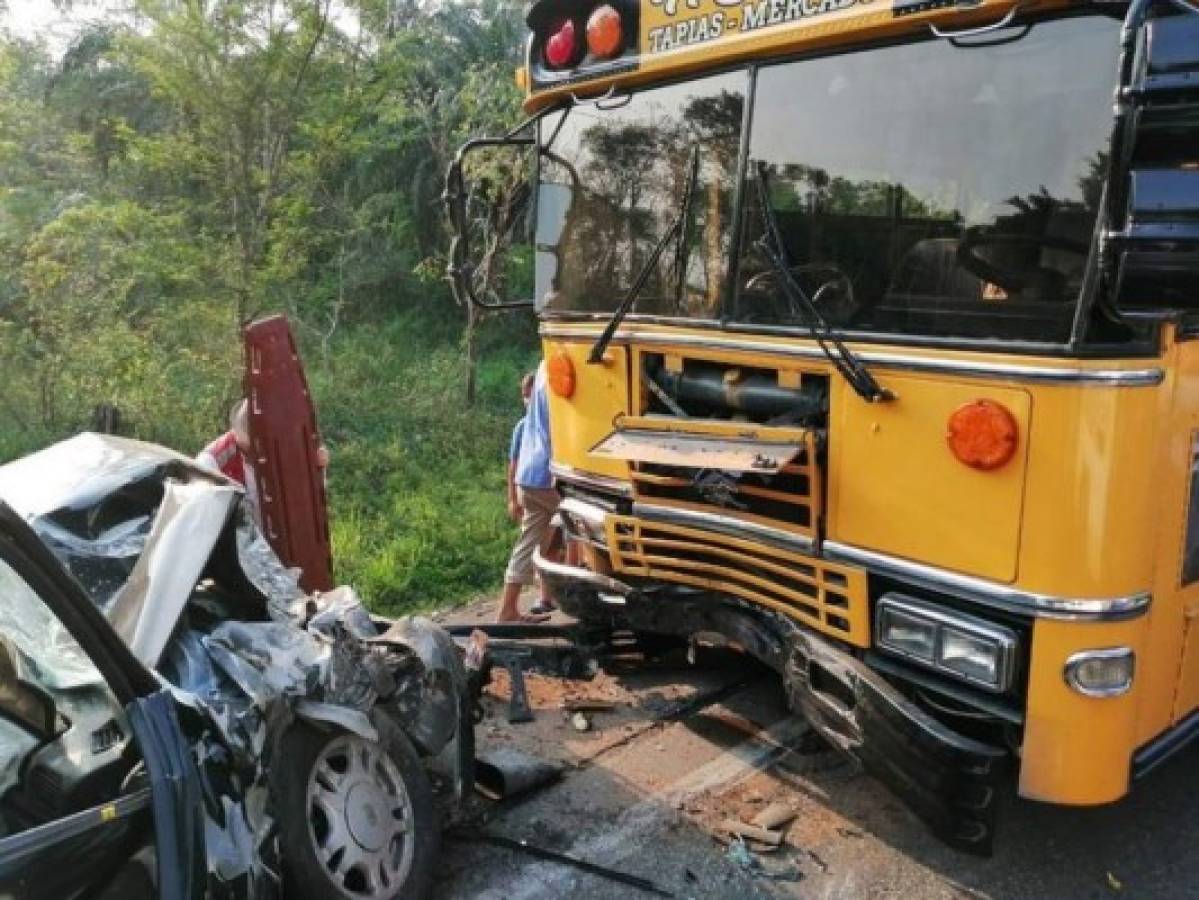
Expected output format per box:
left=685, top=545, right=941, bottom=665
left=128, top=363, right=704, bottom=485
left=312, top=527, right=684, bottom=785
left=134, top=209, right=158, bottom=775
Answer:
left=0, top=433, right=473, bottom=898
left=0, top=433, right=241, bottom=665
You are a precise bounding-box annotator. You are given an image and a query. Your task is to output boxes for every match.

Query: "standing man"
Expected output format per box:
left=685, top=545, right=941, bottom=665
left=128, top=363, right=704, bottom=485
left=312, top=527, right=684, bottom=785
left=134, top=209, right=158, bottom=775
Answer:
left=506, top=373, right=536, bottom=524
left=498, top=362, right=559, bottom=623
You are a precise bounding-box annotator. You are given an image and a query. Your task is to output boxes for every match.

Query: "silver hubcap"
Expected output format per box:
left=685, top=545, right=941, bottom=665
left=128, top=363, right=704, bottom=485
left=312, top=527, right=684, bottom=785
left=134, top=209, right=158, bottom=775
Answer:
left=305, top=734, right=415, bottom=897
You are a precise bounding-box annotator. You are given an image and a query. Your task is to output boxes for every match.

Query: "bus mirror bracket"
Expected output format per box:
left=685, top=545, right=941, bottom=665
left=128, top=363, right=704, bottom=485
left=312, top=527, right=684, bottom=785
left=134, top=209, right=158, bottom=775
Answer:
left=1087, top=2, right=1199, bottom=330
left=444, top=128, right=540, bottom=311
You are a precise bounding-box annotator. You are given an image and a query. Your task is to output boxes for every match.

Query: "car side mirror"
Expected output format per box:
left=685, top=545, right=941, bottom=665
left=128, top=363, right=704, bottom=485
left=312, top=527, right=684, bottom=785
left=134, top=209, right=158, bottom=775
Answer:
left=444, top=133, right=539, bottom=310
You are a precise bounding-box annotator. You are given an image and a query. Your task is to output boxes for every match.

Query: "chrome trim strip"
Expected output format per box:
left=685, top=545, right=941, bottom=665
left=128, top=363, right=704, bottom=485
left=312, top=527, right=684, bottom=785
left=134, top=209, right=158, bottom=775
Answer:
left=550, top=462, right=633, bottom=498
left=1063, top=647, right=1135, bottom=698
left=533, top=548, right=633, bottom=598
left=633, top=502, right=815, bottom=554
left=559, top=497, right=608, bottom=529
left=824, top=541, right=1152, bottom=621
left=540, top=324, right=1164, bottom=387
left=558, top=497, right=610, bottom=549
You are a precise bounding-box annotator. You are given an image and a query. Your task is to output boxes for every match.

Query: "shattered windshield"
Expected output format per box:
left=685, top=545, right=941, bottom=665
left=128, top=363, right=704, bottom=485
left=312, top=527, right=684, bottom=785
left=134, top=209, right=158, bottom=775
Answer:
left=737, top=15, right=1121, bottom=343
left=0, top=558, right=102, bottom=691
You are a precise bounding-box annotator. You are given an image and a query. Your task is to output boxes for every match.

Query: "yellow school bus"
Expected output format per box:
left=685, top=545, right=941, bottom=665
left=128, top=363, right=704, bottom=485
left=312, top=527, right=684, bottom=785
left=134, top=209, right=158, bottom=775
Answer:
left=445, top=0, right=1199, bottom=852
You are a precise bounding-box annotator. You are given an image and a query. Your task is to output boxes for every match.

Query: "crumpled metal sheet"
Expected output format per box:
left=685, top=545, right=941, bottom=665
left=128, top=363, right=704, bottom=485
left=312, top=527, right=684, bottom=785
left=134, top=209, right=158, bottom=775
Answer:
left=108, top=480, right=240, bottom=667
left=157, top=590, right=461, bottom=897
left=0, top=433, right=471, bottom=898
left=0, top=433, right=224, bottom=523
left=373, top=617, right=467, bottom=756
left=235, top=519, right=305, bottom=616
left=0, top=433, right=237, bottom=619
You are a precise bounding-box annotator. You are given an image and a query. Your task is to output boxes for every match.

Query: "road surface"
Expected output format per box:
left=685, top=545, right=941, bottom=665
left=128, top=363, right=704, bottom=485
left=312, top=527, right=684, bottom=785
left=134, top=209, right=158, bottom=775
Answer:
left=431, top=609, right=1199, bottom=900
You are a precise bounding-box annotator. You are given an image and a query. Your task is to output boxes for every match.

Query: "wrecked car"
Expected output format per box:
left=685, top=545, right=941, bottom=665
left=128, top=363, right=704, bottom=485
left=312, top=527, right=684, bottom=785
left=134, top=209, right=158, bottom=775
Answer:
left=0, top=433, right=474, bottom=899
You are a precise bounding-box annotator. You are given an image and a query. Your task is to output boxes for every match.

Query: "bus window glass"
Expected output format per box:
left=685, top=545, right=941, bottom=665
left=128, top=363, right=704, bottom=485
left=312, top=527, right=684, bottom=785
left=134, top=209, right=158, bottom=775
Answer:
left=736, top=16, right=1120, bottom=343
left=537, top=71, right=746, bottom=318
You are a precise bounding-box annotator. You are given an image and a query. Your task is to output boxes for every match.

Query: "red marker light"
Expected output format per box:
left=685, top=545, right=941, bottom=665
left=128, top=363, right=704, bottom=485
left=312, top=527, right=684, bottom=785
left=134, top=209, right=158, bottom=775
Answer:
left=545, top=19, right=577, bottom=69
left=586, top=5, right=623, bottom=59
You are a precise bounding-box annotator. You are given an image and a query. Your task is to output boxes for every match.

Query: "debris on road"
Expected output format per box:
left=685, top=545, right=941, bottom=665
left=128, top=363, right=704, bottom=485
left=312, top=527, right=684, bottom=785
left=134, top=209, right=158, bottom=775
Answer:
left=448, top=830, right=676, bottom=898
left=474, top=747, right=562, bottom=800
left=571, top=710, right=592, bottom=731
left=726, top=837, right=759, bottom=871
left=722, top=818, right=785, bottom=846
left=564, top=699, right=617, bottom=712
left=751, top=801, right=798, bottom=830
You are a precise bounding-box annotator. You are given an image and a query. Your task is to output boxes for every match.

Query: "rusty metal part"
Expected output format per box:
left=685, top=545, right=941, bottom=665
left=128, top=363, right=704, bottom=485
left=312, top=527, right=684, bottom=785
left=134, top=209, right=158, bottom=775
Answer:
left=589, top=429, right=804, bottom=473
left=243, top=315, right=333, bottom=593
left=502, top=650, right=534, bottom=724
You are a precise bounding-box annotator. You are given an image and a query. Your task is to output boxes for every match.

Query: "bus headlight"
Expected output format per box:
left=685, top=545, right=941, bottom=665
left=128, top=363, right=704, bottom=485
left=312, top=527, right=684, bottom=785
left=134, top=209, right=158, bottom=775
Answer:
left=1064, top=648, right=1135, bottom=698
left=939, top=627, right=1003, bottom=686
left=876, top=595, right=1018, bottom=692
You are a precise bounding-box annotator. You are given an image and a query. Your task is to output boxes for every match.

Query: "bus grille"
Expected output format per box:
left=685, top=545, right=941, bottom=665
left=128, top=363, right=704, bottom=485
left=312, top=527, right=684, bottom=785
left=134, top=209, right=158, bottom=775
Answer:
left=606, top=514, right=869, bottom=646
left=628, top=430, right=821, bottom=543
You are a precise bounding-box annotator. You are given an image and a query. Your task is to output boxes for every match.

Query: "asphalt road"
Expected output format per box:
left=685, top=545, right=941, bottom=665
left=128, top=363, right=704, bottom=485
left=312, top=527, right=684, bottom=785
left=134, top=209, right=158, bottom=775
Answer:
left=431, top=633, right=1199, bottom=900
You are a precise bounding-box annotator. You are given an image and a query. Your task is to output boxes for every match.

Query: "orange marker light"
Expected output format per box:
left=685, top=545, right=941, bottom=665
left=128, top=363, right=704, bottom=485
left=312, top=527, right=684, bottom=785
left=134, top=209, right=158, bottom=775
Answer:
left=946, top=400, right=1018, bottom=470
left=547, top=351, right=576, bottom=399
left=586, top=5, right=623, bottom=59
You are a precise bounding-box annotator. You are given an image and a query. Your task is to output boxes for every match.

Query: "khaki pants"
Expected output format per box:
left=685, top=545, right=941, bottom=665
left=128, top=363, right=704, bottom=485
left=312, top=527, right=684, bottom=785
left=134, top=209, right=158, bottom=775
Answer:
left=504, top=486, right=560, bottom=586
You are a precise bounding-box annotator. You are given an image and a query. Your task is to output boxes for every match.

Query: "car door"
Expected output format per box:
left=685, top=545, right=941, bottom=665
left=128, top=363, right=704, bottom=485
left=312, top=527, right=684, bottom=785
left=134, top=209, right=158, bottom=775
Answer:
left=0, top=501, right=205, bottom=900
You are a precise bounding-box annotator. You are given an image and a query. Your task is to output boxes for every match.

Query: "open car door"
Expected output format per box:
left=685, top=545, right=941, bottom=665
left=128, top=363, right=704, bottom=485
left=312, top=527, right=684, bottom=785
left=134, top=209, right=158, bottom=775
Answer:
left=0, top=503, right=204, bottom=900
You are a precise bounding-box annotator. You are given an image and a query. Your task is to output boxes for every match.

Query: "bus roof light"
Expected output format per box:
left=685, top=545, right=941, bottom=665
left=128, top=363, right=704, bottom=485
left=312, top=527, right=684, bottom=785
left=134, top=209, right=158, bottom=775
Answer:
left=946, top=399, right=1018, bottom=470
left=544, top=19, right=578, bottom=69
left=586, top=5, right=624, bottom=59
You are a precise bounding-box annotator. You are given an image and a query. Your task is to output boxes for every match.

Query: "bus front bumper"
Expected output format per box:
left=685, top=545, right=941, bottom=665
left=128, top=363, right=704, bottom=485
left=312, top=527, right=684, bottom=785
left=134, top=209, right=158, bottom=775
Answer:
left=535, top=551, right=1007, bottom=854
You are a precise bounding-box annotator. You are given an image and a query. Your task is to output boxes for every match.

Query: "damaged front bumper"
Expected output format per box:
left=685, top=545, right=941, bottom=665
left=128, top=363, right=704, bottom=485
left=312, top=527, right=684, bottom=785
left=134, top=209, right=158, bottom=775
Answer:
left=536, top=552, right=1006, bottom=854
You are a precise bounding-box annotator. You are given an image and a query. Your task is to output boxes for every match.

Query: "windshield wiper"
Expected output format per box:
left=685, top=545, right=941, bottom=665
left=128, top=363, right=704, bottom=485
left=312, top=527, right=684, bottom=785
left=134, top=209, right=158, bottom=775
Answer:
left=751, top=162, right=892, bottom=403
left=588, top=146, right=700, bottom=365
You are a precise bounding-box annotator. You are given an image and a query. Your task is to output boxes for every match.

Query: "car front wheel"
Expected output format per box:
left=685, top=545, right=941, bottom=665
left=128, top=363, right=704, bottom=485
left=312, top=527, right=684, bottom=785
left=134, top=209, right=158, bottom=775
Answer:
left=273, top=716, right=437, bottom=899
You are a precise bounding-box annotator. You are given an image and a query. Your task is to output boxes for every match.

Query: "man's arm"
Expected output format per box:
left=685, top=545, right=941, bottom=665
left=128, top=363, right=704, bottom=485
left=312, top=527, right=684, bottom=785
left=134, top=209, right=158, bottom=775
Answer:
left=508, top=418, right=525, bottom=522
left=507, top=459, right=522, bottom=522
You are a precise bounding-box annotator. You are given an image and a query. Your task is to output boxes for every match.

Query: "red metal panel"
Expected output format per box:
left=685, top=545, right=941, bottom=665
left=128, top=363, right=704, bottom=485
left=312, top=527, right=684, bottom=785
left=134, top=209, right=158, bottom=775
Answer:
left=243, top=315, right=333, bottom=592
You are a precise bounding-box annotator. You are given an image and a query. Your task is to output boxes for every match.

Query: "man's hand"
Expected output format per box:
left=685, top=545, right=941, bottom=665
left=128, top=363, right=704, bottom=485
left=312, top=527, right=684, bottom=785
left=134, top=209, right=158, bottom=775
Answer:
left=507, top=499, right=523, bottom=523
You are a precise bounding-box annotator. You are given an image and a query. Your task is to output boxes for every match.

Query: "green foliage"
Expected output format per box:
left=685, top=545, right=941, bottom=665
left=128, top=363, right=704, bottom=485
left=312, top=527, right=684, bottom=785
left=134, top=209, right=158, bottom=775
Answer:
left=311, top=312, right=539, bottom=612
left=0, top=0, right=536, bottom=611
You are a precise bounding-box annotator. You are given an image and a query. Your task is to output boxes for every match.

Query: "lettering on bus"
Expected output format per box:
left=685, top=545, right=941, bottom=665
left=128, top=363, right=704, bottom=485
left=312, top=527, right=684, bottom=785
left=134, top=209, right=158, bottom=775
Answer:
left=646, top=0, right=873, bottom=54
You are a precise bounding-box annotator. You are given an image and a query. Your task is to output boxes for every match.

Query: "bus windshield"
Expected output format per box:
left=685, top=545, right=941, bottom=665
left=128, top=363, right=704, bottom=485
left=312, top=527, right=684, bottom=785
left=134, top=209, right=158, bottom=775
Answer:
left=537, top=70, right=746, bottom=320
left=536, top=13, right=1125, bottom=345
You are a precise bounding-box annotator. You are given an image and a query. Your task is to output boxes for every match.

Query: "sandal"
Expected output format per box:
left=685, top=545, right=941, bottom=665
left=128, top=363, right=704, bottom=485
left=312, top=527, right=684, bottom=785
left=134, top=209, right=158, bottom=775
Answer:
left=495, top=610, right=551, bottom=624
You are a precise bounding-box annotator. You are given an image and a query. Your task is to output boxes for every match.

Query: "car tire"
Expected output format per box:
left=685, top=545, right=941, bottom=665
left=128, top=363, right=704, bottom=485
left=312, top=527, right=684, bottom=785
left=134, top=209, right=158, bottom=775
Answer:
left=272, top=715, right=438, bottom=900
